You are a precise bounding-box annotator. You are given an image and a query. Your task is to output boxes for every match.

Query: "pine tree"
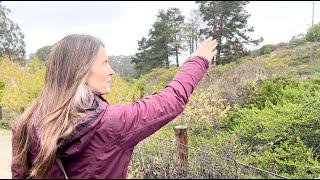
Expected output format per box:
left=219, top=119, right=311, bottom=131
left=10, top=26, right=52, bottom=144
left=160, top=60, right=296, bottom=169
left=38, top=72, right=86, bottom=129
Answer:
left=196, top=1, right=263, bottom=65
left=132, top=8, right=185, bottom=77
left=166, top=8, right=184, bottom=67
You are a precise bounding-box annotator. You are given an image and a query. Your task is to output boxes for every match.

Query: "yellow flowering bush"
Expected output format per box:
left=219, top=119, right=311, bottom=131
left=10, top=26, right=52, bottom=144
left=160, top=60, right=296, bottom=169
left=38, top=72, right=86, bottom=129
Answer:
left=178, top=85, right=230, bottom=127
left=104, top=75, right=141, bottom=104
left=0, top=57, right=45, bottom=111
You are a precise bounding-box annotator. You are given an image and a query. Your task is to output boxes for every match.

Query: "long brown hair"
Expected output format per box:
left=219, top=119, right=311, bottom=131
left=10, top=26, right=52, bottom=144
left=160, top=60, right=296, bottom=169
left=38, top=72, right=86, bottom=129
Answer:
left=12, top=34, right=104, bottom=178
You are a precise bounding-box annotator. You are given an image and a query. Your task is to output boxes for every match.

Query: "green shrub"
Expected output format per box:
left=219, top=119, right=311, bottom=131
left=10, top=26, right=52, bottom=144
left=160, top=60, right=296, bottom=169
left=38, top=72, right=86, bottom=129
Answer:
left=136, top=67, right=178, bottom=96
left=0, top=81, right=4, bottom=102
left=222, top=55, right=238, bottom=64
left=259, top=44, right=275, bottom=55
left=289, top=34, right=307, bottom=48
left=306, top=23, right=320, bottom=42
left=0, top=109, right=19, bottom=129
left=219, top=77, right=320, bottom=178
left=248, top=49, right=260, bottom=58
left=299, top=59, right=320, bottom=75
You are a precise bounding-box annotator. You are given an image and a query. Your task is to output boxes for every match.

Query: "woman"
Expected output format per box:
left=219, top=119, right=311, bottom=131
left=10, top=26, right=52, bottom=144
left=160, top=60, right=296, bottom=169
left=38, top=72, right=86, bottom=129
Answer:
left=11, top=34, right=218, bottom=179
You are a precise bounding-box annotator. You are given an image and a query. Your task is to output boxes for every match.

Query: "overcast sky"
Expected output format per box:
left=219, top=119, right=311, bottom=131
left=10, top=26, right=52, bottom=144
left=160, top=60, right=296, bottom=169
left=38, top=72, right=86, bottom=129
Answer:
left=2, top=1, right=319, bottom=64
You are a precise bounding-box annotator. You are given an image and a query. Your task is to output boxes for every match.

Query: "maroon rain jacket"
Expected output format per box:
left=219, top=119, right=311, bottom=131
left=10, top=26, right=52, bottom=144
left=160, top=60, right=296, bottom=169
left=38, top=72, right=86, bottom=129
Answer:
left=11, top=56, right=209, bottom=179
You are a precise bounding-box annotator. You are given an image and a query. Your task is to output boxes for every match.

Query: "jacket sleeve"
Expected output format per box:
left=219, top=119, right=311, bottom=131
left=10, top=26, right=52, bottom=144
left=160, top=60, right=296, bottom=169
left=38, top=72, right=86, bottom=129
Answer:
left=105, top=56, right=209, bottom=149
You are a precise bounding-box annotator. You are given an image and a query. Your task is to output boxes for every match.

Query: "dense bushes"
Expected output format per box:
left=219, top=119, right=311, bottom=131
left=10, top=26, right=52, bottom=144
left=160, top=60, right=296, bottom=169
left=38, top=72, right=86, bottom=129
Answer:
left=1, top=37, right=320, bottom=178
left=0, top=57, right=45, bottom=111
left=104, top=75, right=141, bottom=104
left=135, top=67, right=178, bottom=96
left=218, top=77, right=320, bottom=178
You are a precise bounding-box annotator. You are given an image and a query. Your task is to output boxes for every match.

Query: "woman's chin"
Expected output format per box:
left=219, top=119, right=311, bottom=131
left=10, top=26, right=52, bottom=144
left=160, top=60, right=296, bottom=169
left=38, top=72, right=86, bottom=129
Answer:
left=101, top=87, right=110, bottom=95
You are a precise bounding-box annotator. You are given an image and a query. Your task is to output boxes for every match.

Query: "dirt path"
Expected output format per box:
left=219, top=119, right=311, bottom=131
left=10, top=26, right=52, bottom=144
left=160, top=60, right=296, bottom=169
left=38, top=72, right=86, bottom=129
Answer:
left=0, top=131, right=12, bottom=178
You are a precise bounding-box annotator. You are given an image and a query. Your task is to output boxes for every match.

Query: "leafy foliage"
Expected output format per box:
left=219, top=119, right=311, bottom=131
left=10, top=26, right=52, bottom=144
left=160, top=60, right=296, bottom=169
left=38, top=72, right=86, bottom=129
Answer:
left=219, top=77, right=320, bottom=178
left=29, top=45, right=52, bottom=64
left=0, top=57, right=45, bottom=111
left=1, top=24, right=320, bottom=178
left=132, top=8, right=185, bottom=77
left=104, top=75, right=141, bottom=104
left=196, top=1, right=263, bottom=65
left=135, top=67, right=178, bottom=96
left=289, top=33, right=307, bottom=48
left=0, top=80, right=4, bottom=102
left=0, top=2, right=26, bottom=62
left=259, top=44, right=275, bottom=55
left=306, top=23, right=320, bottom=42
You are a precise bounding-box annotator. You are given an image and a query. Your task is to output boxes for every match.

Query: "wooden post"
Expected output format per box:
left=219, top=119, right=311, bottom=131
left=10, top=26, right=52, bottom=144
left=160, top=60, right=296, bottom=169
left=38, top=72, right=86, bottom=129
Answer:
left=0, top=105, right=2, bottom=120
left=174, top=125, right=188, bottom=168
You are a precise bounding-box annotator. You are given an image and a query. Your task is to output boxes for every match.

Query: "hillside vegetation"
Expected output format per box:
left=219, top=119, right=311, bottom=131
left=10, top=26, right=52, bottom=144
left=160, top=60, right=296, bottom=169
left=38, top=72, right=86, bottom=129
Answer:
left=1, top=26, right=320, bottom=178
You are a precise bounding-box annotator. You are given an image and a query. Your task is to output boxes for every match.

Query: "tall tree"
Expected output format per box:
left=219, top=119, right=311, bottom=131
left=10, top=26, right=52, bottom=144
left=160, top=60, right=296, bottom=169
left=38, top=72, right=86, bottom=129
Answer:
left=0, top=2, right=26, bottom=63
left=30, top=45, right=52, bottom=64
left=149, top=16, right=171, bottom=69
left=166, top=8, right=184, bottom=67
left=150, top=8, right=184, bottom=68
left=196, top=1, right=263, bottom=65
left=131, top=37, right=150, bottom=77
left=131, top=37, right=160, bottom=78
left=132, top=8, right=185, bottom=77
left=182, top=9, right=204, bottom=56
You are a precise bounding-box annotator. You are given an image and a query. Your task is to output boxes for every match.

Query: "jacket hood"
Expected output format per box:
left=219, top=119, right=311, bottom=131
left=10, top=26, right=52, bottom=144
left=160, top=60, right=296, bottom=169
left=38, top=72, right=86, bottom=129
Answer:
left=29, top=94, right=109, bottom=159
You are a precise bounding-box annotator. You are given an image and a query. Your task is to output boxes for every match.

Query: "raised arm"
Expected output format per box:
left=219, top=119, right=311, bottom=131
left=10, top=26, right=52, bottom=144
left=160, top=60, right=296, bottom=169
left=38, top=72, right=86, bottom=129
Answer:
left=105, top=38, right=218, bottom=149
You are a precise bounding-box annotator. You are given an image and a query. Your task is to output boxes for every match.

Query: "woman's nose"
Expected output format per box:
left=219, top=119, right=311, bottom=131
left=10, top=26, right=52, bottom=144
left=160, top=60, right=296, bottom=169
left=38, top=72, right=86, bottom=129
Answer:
left=108, top=65, right=115, bottom=75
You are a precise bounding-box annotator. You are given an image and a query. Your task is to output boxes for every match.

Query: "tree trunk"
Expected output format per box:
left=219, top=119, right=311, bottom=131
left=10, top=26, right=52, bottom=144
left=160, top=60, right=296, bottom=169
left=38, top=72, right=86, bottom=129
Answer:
left=215, top=46, right=221, bottom=65
left=175, top=44, right=179, bottom=67
left=215, top=35, right=222, bottom=65
left=195, top=29, right=198, bottom=49
left=165, top=45, right=169, bottom=69
left=214, top=14, right=223, bottom=65
left=189, top=40, right=192, bottom=56
left=192, top=29, right=195, bottom=53
left=166, top=53, right=169, bottom=69
left=174, top=34, right=179, bottom=67
left=0, top=105, right=2, bottom=121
